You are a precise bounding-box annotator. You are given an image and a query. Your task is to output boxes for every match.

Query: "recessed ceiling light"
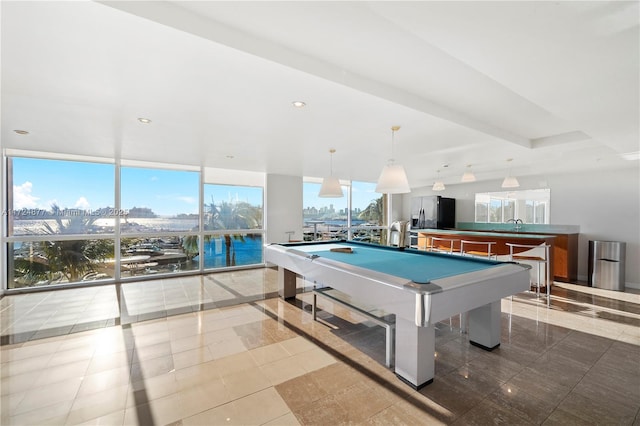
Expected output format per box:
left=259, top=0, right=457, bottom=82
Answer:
left=621, top=151, right=639, bottom=161
left=14, top=129, right=29, bottom=135
left=138, top=118, right=152, bottom=124
left=292, top=101, right=306, bottom=108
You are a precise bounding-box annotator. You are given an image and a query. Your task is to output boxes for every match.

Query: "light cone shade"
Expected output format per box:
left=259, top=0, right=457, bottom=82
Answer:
left=318, top=176, right=344, bottom=197
left=375, top=164, right=411, bottom=194
left=461, top=171, right=476, bottom=182
left=501, top=176, right=520, bottom=188
left=432, top=181, right=445, bottom=191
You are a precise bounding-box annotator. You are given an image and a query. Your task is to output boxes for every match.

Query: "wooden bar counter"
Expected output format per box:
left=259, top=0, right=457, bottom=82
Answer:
left=412, top=227, right=578, bottom=283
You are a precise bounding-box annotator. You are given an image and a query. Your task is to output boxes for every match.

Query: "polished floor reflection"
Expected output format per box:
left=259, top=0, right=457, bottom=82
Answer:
left=1, top=269, right=278, bottom=345
left=1, top=270, right=639, bottom=425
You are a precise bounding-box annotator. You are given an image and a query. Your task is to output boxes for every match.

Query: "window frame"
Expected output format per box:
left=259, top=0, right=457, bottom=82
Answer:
left=3, top=154, right=268, bottom=291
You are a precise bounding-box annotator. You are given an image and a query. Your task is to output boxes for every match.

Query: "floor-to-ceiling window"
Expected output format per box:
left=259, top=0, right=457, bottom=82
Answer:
left=120, top=164, right=200, bottom=276
left=302, top=179, right=386, bottom=244
left=350, top=181, right=386, bottom=244
left=302, top=179, right=349, bottom=241
left=201, top=184, right=264, bottom=268
left=7, top=157, right=116, bottom=289
left=202, top=167, right=266, bottom=269
left=4, top=154, right=267, bottom=290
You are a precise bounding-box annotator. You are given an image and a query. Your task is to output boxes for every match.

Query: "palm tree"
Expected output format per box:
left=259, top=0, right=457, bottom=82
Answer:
left=182, top=197, right=262, bottom=267
left=358, top=196, right=384, bottom=224
left=15, top=204, right=113, bottom=284
left=180, top=234, right=199, bottom=261
left=357, top=196, right=386, bottom=245
left=12, top=244, right=50, bottom=286
left=207, top=199, right=261, bottom=266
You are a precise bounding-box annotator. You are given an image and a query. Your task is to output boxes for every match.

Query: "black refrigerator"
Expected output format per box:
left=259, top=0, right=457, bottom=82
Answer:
left=411, top=196, right=456, bottom=229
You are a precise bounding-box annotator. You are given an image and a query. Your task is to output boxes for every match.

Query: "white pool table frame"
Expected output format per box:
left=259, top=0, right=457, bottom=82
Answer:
left=265, top=242, right=531, bottom=389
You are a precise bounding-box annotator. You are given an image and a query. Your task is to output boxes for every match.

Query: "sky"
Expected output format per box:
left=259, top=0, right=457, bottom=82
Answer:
left=12, top=158, right=115, bottom=212
left=303, top=181, right=380, bottom=211
left=12, top=158, right=379, bottom=217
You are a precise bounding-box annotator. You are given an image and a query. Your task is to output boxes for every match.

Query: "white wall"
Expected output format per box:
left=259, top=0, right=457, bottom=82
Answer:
left=266, top=174, right=304, bottom=244
left=401, top=166, right=640, bottom=288
left=0, top=149, right=5, bottom=294
left=549, top=167, right=639, bottom=287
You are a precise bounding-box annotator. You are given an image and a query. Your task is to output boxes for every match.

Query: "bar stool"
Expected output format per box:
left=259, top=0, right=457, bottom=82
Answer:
left=428, top=237, right=459, bottom=254
left=506, top=243, right=551, bottom=306
left=460, top=240, right=497, bottom=259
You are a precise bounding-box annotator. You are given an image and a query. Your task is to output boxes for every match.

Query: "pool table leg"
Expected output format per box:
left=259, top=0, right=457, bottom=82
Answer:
left=278, top=267, right=297, bottom=300
left=394, top=316, right=435, bottom=390
left=468, top=300, right=501, bottom=351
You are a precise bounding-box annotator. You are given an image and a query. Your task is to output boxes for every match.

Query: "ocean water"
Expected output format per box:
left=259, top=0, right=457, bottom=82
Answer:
left=12, top=218, right=199, bottom=235
left=12, top=219, right=265, bottom=270
left=197, top=235, right=263, bottom=268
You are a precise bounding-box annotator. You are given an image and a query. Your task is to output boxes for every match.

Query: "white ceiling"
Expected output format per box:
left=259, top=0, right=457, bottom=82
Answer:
left=2, top=1, right=638, bottom=189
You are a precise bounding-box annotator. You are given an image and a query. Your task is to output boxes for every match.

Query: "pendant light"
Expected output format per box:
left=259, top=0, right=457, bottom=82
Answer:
left=375, top=126, right=411, bottom=194
left=501, top=158, right=520, bottom=188
left=432, top=170, right=445, bottom=191
left=461, top=164, right=476, bottom=182
left=318, top=149, right=344, bottom=197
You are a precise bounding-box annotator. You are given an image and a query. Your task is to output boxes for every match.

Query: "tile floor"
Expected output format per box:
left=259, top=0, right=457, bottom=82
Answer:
left=1, top=269, right=639, bottom=425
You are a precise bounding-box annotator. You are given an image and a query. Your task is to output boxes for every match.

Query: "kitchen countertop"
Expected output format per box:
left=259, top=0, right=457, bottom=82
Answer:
left=411, top=228, right=557, bottom=239
left=456, top=222, right=580, bottom=235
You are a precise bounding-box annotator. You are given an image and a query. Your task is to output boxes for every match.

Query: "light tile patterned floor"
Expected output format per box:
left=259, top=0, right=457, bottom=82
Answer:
left=1, top=269, right=639, bottom=425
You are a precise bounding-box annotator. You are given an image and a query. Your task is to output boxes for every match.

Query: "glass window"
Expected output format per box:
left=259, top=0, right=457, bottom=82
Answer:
left=202, top=184, right=265, bottom=268
left=489, top=199, right=502, bottom=223
left=474, top=193, right=489, bottom=222
left=200, top=233, right=263, bottom=269
left=503, top=199, right=515, bottom=222
left=5, top=155, right=269, bottom=290
left=351, top=181, right=383, bottom=225
left=524, top=200, right=535, bottom=223
left=475, top=189, right=550, bottom=225
left=475, top=202, right=488, bottom=222
left=120, top=167, right=199, bottom=233
left=351, top=181, right=385, bottom=244
left=302, top=181, right=348, bottom=241
left=120, top=235, right=198, bottom=276
left=302, top=180, right=387, bottom=245
left=9, top=239, right=115, bottom=288
left=7, top=157, right=117, bottom=289
left=203, top=185, right=263, bottom=231
left=534, top=201, right=546, bottom=224
left=10, top=157, right=115, bottom=236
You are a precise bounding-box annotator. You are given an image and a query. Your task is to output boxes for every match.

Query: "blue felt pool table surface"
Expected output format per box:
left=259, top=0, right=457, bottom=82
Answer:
left=286, top=241, right=502, bottom=284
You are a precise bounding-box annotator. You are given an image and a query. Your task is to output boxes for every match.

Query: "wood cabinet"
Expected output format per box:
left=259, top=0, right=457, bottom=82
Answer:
left=548, top=232, right=579, bottom=282
left=414, top=229, right=578, bottom=282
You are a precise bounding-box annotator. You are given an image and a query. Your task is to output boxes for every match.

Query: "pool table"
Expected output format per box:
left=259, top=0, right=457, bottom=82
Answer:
left=265, top=240, right=531, bottom=389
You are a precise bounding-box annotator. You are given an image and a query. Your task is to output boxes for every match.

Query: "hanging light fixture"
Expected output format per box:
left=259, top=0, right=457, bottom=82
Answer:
left=375, top=126, right=411, bottom=194
left=318, top=149, right=344, bottom=197
left=461, top=164, right=476, bottom=182
left=432, top=170, right=445, bottom=191
left=501, top=158, right=520, bottom=188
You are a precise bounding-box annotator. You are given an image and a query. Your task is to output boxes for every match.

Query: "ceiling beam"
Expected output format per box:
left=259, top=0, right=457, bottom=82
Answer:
left=98, top=1, right=532, bottom=149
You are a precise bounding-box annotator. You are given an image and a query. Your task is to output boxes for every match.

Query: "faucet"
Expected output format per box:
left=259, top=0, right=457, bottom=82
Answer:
left=506, top=218, right=523, bottom=231
left=514, top=218, right=523, bottom=231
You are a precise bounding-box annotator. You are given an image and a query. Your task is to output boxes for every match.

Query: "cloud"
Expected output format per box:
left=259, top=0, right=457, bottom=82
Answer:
left=177, top=196, right=197, bottom=204
left=13, top=181, right=39, bottom=209
left=74, top=197, right=91, bottom=210
left=156, top=194, right=197, bottom=204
